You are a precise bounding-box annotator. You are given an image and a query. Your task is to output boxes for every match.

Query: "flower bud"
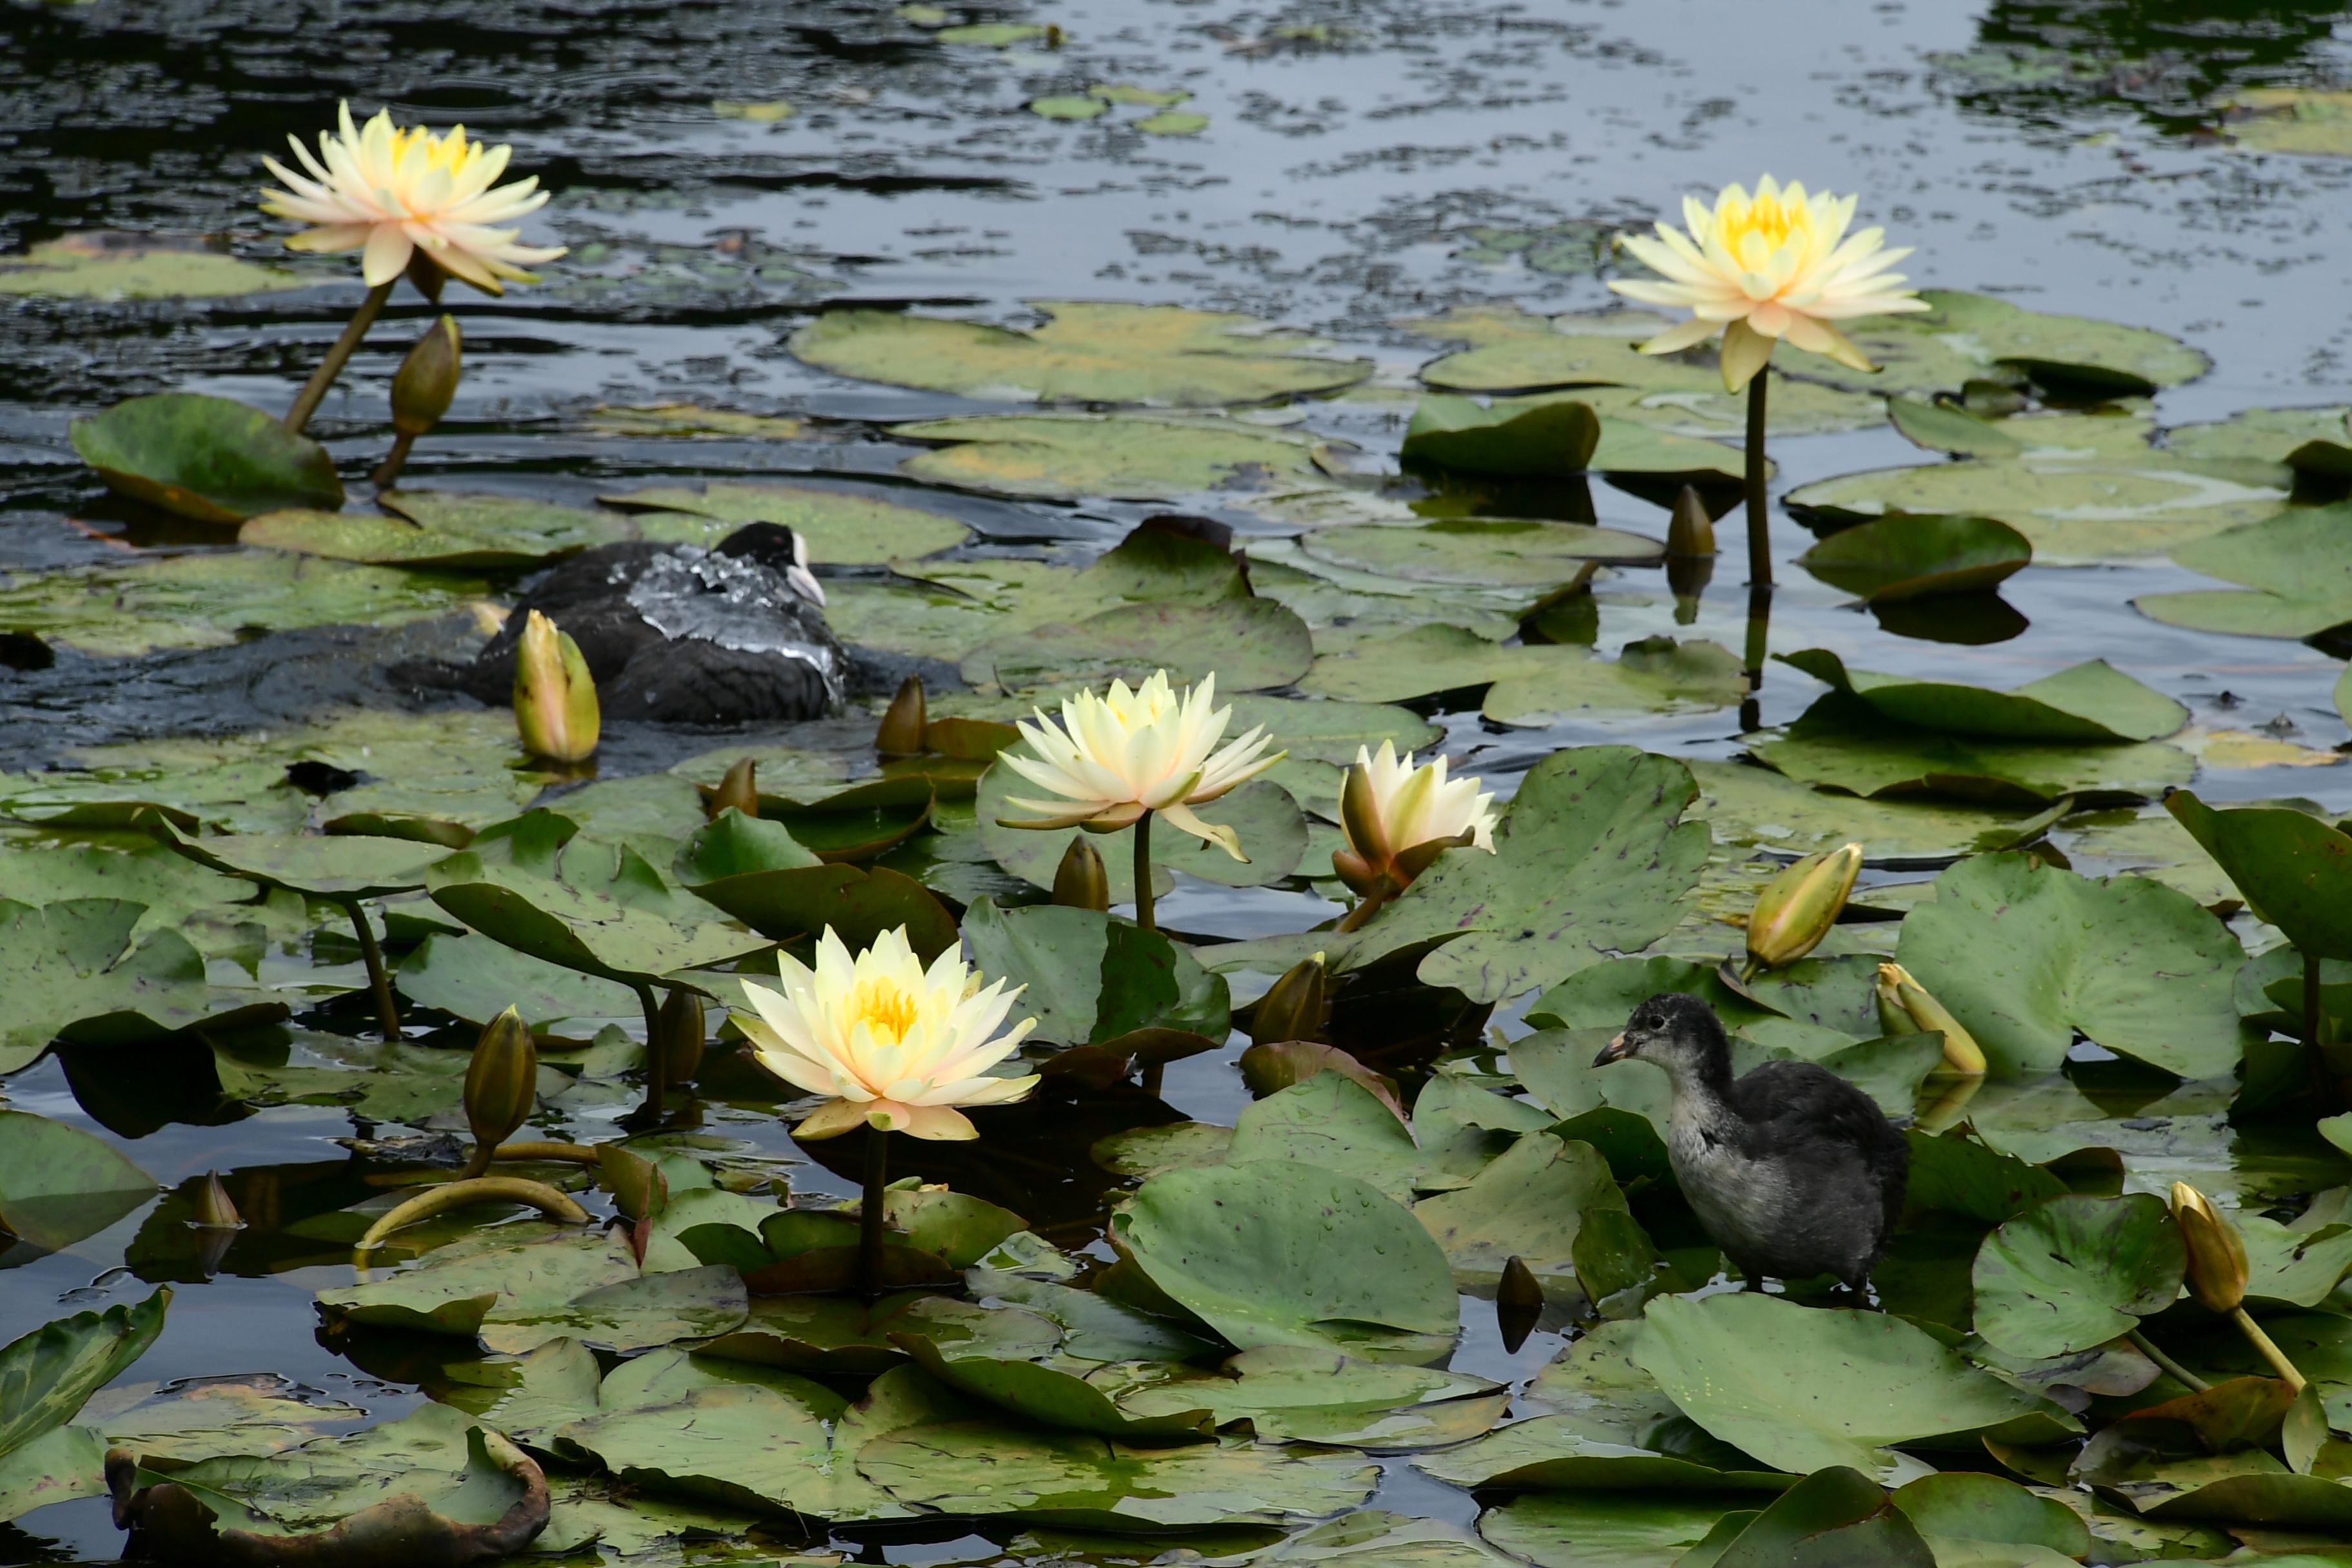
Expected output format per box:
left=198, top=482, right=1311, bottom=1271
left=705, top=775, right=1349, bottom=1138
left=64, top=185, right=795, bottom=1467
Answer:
left=2171, top=1182, right=2249, bottom=1314
left=464, top=1006, right=539, bottom=1154
left=1875, top=961, right=1986, bottom=1075
left=1667, top=484, right=1717, bottom=558
left=190, top=1171, right=242, bottom=1230
left=1251, top=954, right=1328, bottom=1047
left=877, top=675, right=926, bottom=759
left=654, top=986, right=706, bottom=1084
left=1746, top=843, right=1861, bottom=972
left=708, top=758, right=759, bottom=820
left=1052, top=838, right=1109, bottom=912
left=390, top=314, right=462, bottom=438
left=513, top=610, right=600, bottom=762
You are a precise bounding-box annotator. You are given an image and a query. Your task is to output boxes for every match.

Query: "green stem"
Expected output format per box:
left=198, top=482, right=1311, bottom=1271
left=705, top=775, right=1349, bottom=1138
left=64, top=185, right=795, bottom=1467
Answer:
left=2128, top=1328, right=2211, bottom=1393
left=370, top=431, right=417, bottom=490
left=342, top=898, right=400, bottom=1044
left=285, top=280, right=395, bottom=435
left=2306, top=950, right=2334, bottom=1110
left=1334, top=880, right=1391, bottom=936
left=356, top=1175, right=587, bottom=1251
left=632, top=981, right=667, bottom=1126
left=1743, top=370, right=1772, bottom=591
left=2234, top=1306, right=2309, bottom=1391
left=859, top=1128, right=890, bottom=1302
left=1133, top=811, right=1156, bottom=934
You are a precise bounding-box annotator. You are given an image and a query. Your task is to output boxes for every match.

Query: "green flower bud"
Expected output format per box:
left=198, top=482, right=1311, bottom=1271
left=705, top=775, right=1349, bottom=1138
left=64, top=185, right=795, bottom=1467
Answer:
left=1667, top=484, right=1717, bottom=558
left=708, top=757, right=759, bottom=820
left=513, top=610, right=600, bottom=762
left=1051, top=838, right=1109, bottom=912
left=876, top=674, right=926, bottom=759
left=654, top=986, right=707, bottom=1084
left=390, top=314, right=462, bottom=438
left=1745, top=842, right=1861, bottom=972
left=2171, top=1182, right=2249, bottom=1315
left=1875, top=960, right=1986, bottom=1075
left=464, top=1006, right=538, bottom=1155
left=1251, top=953, right=1328, bottom=1047
left=190, top=1171, right=241, bottom=1230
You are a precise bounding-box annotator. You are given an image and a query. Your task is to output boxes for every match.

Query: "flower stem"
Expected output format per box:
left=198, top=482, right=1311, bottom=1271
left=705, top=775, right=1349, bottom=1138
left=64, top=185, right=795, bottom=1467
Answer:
left=2305, top=949, right=2335, bottom=1110
left=2233, top=1306, right=2309, bottom=1391
left=370, top=431, right=418, bottom=490
left=341, top=897, right=400, bottom=1043
left=286, top=279, right=395, bottom=436
left=1743, top=371, right=1772, bottom=591
left=1334, top=881, right=1390, bottom=935
left=1133, top=811, right=1156, bottom=933
left=859, top=1128, right=890, bottom=1302
left=2128, top=1328, right=2211, bottom=1393
left=356, top=1175, right=588, bottom=1251
left=631, top=981, right=667, bottom=1128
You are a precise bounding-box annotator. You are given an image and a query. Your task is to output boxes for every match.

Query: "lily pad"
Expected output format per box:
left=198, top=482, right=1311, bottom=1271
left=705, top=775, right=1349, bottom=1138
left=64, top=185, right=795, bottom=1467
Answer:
left=1779, top=649, right=2186, bottom=743
left=0, top=549, right=484, bottom=657
left=894, top=414, right=1335, bottom=501
left=1478, top=1492, right=1762, bottom=1568
left=1690, top=760, right=2070, bottom=863
left=1971, top=1194, right=2187, bottom=1360
left=318, top=1227, right=639, bottom=1338
left=0, top=899, right=284, bottom=1071
left=596, top=481, right=970, bottom=564
left=1411, top=1132, right=1627, bottom=1282
left=0, top=1288, right=168, bottom=1463
left=1890, top=1471, right=2091, bottom=1558
left=2133, top=501, right=2352, bottom=640
left=1411, top=1410, right=1788, bottom=1493
left=1796, top=513, right=2032, bottom=602
left=675, top=814, right=960, bottom=961
left=1636, top=1292, right=2062, bottom=1485
left=160, top=828, right=448, bottom=899
left=894, top=1338, right=1214, bottom=1441
left=1894, top=852, right=2251, bottom=1076
left=242, top=493, right=634, bottom=570
left=1706, top=1466, right=1936, bottom=1567
left=0, top=233, right=306, bottom=299
left=1302, top=625, right=1743, bottom=723
left=1829, top=289, right=2210, bottom=398
left=69, top=393, right=344, bottom=524
left=963, top=596, right=1314, bottom=694
left=2221, top=88, right=2352, bottom=157
left=2164, top=791, right=2352, bottom=959
left=961, top=899, right=1228, bottom=1046
left=1111, top=1161, right=1459, bottom=1360
left=1400, top=396, right=1600, bottom=476
left=1752, top=704, right=2192, bottom=807
left=794, top=302, right=1369, bottom=407
left=1300, top=518, right=1661, bottom=583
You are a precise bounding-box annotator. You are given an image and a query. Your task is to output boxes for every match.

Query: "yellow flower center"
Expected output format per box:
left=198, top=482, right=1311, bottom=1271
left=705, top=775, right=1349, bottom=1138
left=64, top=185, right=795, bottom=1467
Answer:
left=1721, top=190, right=1808, bottom=253
left=852, top=977, right=921, bottom=1042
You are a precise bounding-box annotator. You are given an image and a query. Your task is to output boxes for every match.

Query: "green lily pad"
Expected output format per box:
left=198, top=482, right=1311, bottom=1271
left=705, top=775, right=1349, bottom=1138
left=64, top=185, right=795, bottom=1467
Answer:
left=0, top=549, right=485, bottom=657
left=1690, top=760, right=2070, bottom=863
left=1894, top=852, right=2252, bottom=1076
left=160, top=827, right=448, bottom=899
left=1752, top=703, right=2192, bottom=807
left=689, top=1291, right=1063, bottom=1375
left=936, top=21, right=1046, bottom=44
left=1412, top=1410, right=1788, bottom=1493
left=1302, top=624, right=1741, bottom=722
left=1832, top=289, right=2211, bottom=398
left=1112, top=1161, right=1459, bottom=1360
left=1226, top=1074, right=1429, bottom=1204
left=963, top=596, right=1314, bottom=694
left=1779, top=649, right=2186, bottom=743
left=0, top=1426, right=108, bottom=1524
left=894, top=414, right=1335, bottom=501
left=0, top=1288, right=167, bottom=1463
left=1299, top=518, right=1662, bottom=584
left=2221, top=88, right=2352, bottom=157
left=1478, top=1492, right=1760, bottom=1568
left=0, top=233, right=306, bottom=299
left=0, top=899, right=285, bottom=1071
left=1110, top=1346, right=1504, bottom=1451
left=976, top=765, right=1306, bottom=896
left=1029, top=95, right=1108, bottom=120
left=1890, top=1471, right=2091, bottom=1558
left=1136, top=110, right=1210, bottom=135
left=0, top=836, right=257, bottom=942
left=961, top=899, right=1228, bottom=1046
left=319, top=1226, right=640, bottom=1338
left=893, top=1338, right=1213, bottom=1441
left=595, top=481, right=970, bottom=564
left=84, top=1373, right=368, bottom=1466
left=761, top=776, right=934, bottom=864
left=1796, top=513, right=2032, bottom=602
left=2164, top=790, right=2352, bottom=959
left=1971, top=1194, right=2187, bottom=1360
left=478, top=1264, right=749, bottom=1355
left=242, top=492, right=634, bottom=570
left=1637, top=1292, right=2063, bottom=1486
left=1400, top=396, right=1600, bottom=476
left=1706, top=1465, right=1936, bottom=1568
left=69, top=393, right=344, bottom=524
left=2133, top=501, right=2352, bottom=640
left=1411, top=1132, right=1626, bottom=1283
left=859, top=1421, right=1377, bottom=1529
left=674, top=812, right=961, bottom=961
left=795, top=302, right=1369, bottom=407
left=427, top=812, right=770, bottom=991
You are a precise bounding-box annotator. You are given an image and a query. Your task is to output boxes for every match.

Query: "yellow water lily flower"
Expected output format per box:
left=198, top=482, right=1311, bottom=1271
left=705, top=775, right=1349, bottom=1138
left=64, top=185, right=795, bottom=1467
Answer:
left=260, top=102, right=565, bottom=294
left=1609, top=175, right=1927, bottom=393
left=998, top=670, right=1283, bottom=861
left=1333, top=741, right=1497, bottom=897
left=735, top=927, right=1039, bottom=1141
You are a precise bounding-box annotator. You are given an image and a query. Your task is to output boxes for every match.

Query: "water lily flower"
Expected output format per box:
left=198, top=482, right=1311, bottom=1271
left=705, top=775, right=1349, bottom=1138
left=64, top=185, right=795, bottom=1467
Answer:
left=2171, top=1181, right=2305, bottom=1390
left=1745, top=843, right=1861, bottom=975
left=734, top=926, right=1039, bottom=1141
left=1608, top=175, right=1927, bottom=393
left=997, top=671, right=1282, bottom=861
left=1334, top=741, right=1498, bottom=901
left=260, top=102, right=565, bottom=294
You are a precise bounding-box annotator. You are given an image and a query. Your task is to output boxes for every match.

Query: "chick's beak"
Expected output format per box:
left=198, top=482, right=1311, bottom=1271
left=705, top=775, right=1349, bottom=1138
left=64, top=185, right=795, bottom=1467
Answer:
left=1592, top=1031, right=1632, bottom=1068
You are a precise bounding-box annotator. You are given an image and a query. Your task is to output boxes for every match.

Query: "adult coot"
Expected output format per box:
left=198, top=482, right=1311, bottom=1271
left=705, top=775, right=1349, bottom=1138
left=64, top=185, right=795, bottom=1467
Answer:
left=1594, top=992, right=1907, bottom=1291
left=453, top=522, right=847, bottom=724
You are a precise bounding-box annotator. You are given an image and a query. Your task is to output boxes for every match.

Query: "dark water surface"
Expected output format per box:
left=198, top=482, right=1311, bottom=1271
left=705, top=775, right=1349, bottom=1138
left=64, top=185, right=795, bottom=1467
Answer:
left=6, top=0, right=2352, bottom=1561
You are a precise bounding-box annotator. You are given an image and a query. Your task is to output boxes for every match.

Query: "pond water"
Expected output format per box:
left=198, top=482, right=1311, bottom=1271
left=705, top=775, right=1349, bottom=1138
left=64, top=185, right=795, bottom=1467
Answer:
left=8, top=0, right=2352, bottom=1563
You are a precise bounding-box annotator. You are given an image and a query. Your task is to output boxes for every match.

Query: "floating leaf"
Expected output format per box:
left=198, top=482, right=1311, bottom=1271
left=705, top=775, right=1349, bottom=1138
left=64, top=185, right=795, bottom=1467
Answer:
left=2164, top=791, right=2352, bottom=959
left=1112, top=1161, right=1459, bottom=1360
left=894, top=1337, right=1214, bottom=1441
left=69, top=393, right=344, bottom=524
left=1301, top=518, right=1661, bottom=584
left=1834, top=289, right=2211, bottom=398
left=963, top=596, right=1314, bottom=694
left=1890, top=1470, right=2091, bottom=1558
left=242, top=492, right=634, bottom=570
left=160, top=828, right=447, bottom=900
left=1707, top=1465, right=1936, bottom=1567
left=796, top=302, right=1368, bottom=407
left=1690, top=760, right=2070, bottom=863
left=1136, top=110, right=1210, bottom=135
left=2133, top=501, right=2352, bottom=640
left=596, top=481, right=969, bottom=564
left=1029, top=95, right=1107, bottom=120
left=1411, top=1133, right=1626, bottom=1283
left=1971, top=1194, right=2187, bottom=1360
left=319, top=1227, right=638, bottom=1338
left=1894, top=852, right=2252, bottom=1076
left=1779, top=649, right=2186, bottom=743
left=961, top=899, right=1228, bottom=1047
left=1478, top=1492, right=1758, bottom=1568
left=2220, top=88, right=2352, bottom=157
left=1636, top=1293, right=2063, bottom=1486
left=1796, top=513, right=2031, bottom=602
left=1303, top=625, right=1743, bottom=723
left=0, top=899, right=284, bottom=1070
left=1412, top=1409, right=1788, bottom=1493
left=1400, top=396, right=1600, bottom=476
left=675, top=816, right=960, bottom=961
left=894, top=413, right=1335, bottom=500
left=1110, top=1346, right=1505, bottom=1450
left=1752, top=703, right=2191, bottom=807
left=0, top=1288, right=168, bottom=1462
left=0, top=233, right=305, bottom=300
